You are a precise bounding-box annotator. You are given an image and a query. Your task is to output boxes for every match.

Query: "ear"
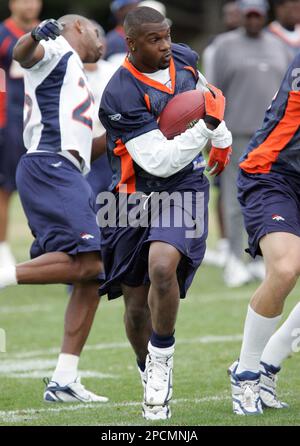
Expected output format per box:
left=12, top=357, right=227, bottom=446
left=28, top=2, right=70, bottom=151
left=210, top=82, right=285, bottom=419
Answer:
left=74, top=19, right=84, bottom=34
left=126, top=36, right=136, bottom=52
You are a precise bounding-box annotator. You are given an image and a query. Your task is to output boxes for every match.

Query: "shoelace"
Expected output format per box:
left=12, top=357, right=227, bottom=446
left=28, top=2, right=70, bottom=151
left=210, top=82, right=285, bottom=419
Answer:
left=147, top=356, right=170, bottom=390
left=240, top=380, right=259, bottom=408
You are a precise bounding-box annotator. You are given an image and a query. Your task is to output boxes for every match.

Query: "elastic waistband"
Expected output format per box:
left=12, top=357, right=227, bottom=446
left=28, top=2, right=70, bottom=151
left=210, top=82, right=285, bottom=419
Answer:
left=23, top=152, right=83, bottom=173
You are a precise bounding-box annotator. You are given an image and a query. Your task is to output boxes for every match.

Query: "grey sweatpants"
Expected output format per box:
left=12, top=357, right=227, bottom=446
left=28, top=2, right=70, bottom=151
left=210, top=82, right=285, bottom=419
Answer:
left=220, top=134, right=252, bottom=259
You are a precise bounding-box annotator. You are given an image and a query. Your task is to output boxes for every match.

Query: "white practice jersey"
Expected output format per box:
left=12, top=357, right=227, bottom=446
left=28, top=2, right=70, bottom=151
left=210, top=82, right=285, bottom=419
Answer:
left=23, top=36, right=94, bottom=174
left=85, top=59, right=116, bottom=137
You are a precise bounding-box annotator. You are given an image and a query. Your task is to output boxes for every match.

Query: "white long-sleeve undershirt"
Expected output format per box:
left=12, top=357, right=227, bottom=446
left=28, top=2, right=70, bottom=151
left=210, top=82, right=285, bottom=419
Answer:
left=125, top=69, right=231, bottom=178
left=125, top=120, right=213, bottom=178
left=125, top=120, right=232, bottom=178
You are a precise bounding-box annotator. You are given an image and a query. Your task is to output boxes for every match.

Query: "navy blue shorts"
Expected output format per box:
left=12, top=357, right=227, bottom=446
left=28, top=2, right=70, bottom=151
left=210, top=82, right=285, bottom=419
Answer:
left=99, top=173, right=209, bottom=300
left=238, top=170, right=300, bottom=258
left=1, top=120, right=26, bottom=192
left=87, top=154, right=112, bottom=202
left=16, top=153, right=101, bottom=258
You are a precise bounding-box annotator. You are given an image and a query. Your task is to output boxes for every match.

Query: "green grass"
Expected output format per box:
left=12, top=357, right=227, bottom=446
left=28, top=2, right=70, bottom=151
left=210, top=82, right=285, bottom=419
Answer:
left=0, top=193, right=300, bottom=426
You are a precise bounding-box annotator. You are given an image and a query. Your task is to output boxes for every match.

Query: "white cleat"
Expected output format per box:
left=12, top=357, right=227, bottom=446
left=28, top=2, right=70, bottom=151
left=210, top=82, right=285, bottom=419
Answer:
left=0, top=242, right=16, bottom=267
left=228, top=361, right=263, bottom=416
left=143, top=352, right=173, bottom=420
left=203, top=239, right=230, bottom=268
left=142, top=403, right=171, bottom=421
left=138, top=366, right=147, bottom=390
left=43, top=377, right=108, bottom=403
left=260, top=362, right=288, bottom=409
left=224, top=254, right=252, bottom=288
left=247, top=261, right=266, bottom=282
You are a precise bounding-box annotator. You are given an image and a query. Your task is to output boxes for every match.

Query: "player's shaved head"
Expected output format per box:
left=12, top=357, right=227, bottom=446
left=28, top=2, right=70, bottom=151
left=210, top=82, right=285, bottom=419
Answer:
left=124, top=6, right=165, bottom=37
left=55, top=15, right=103, bottom=64
left=58, top=14, right=91, bottom=31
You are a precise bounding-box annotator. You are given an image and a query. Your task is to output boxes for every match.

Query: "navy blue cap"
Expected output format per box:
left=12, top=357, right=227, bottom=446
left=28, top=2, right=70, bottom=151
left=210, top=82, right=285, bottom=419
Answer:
left=111, top=0, right=140, bottom=13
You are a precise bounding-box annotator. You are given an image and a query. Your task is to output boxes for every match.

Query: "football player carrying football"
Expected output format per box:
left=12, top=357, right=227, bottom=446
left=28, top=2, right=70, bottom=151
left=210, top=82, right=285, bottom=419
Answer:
left=99, top=6, right=232, bottom=420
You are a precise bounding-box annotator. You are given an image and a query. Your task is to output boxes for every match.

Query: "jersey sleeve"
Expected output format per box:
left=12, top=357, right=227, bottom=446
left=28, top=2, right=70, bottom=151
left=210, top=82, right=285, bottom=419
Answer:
left=173, top=43, right=199, bottom=82
left=99, top=85, right=158, bottom=144
left=26, top=39, right=61, bottom=71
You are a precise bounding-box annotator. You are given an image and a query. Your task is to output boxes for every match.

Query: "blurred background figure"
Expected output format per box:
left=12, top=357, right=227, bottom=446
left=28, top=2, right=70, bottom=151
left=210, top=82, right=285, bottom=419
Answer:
left=138, top=0, right=168, bottom=19
left=268, top=0, right=300, bottom=57
left=84, top=22, right=115, bottom=202
left=205, top=0, right=291, bottom=287
left=0, top=0, right=42, bottom=267
left=203, top=1, right=242, bottom=269
left=223, top=0, right=243, bottom=31
left=105, top=0, right=140, bottom=67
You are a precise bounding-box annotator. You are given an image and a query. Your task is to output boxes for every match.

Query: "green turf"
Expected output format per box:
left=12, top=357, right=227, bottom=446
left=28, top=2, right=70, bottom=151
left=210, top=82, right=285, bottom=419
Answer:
left=0, top=194, right=299, bottom=426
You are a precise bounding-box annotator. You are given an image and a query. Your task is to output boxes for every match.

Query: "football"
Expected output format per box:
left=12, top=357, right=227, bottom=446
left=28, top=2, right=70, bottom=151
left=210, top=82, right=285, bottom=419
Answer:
left=158, top=89, right=206, bottom=140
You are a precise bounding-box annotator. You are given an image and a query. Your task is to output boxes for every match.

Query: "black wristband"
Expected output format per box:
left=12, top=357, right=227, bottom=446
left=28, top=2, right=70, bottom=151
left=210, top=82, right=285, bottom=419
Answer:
left=31, top=27, right=41, bottom=42
left=204, top=115, right=221, bottom=129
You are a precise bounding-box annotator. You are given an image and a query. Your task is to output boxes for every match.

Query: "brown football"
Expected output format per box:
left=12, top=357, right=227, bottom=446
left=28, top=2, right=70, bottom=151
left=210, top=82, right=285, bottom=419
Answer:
left=158, top=89, right=206, bottom=140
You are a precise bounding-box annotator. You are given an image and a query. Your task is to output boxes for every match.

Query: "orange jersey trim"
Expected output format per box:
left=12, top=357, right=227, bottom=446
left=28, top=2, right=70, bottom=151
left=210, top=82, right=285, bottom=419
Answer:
left=0, top=91, right=6, bottom=127
left=113, top=139, right=136, bottom=193
left=123, top=57, right=176, bottom=94
left=0, top=36, right=12, bottom=57
left=144, top=94, right=151, bottom=112
left=269, top=23, right=300, bottom=48
left=184, top=66, right=197, bottom=78
left=240, top=91, right=300, bottom=174
left=4, top=18, right=25, bottom=39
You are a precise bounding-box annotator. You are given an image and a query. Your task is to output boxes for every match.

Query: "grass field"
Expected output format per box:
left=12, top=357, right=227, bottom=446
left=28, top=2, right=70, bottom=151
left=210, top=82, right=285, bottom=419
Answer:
left=0, top=193, right=300, bottom=426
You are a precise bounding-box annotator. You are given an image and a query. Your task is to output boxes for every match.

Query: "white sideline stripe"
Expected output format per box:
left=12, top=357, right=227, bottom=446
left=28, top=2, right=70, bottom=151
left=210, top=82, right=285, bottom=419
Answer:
left=0, top=395, right=229, bottom=423
left=8, top=371, right=117, bottom=379
left=0, top=305, right=52, bottom=314
left=9, top=335, right=243, bottom=360
left=0, top=358, right=117, bottom=379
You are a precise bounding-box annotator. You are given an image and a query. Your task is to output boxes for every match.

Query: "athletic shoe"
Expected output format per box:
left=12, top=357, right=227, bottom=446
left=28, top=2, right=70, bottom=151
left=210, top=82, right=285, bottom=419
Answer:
left=138, top=366, right=147, bottom=390
left=224, top=254, right=252, bottom=288
left=0, top=242, right=15, bottom=267
left=142, top=352, right=173, bottom=420
left=43, top=377, right=108, bottom=403
left=228, top=361, right=263, bottom=415
left=203, top=238, right=230, bottom=268
left=247, top=260, right=266, bottom=282
left=260, top=361, right=288, bottom=409
left=142, top=403, right=171, bottom=420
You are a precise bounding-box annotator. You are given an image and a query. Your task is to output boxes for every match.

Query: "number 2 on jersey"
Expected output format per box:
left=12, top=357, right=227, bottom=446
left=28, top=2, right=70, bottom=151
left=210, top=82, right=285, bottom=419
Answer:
left=72, top=77, right=94, bottom=130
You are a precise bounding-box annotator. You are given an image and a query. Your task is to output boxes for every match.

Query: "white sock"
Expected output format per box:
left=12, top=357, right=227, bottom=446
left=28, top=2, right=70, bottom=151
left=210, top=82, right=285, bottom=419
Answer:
left=261, top=302, right=300, bottom=368
left=0, top=265, right=17, bottom=286
left=51, top=353, right=79, bottom=386
left=148, top=341, right=175, bottom=357
left=0, top=242, right=16, bottom=266
left=236, top=306, right=282, bottom=374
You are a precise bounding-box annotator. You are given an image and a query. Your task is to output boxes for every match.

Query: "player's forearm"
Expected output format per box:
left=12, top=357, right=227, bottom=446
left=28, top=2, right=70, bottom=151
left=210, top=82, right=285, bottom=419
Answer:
left=126, top=120, right=232, bottom=178
left=13, top=33, right=44, bottom=68
left=91, top=133, right=107, bottom=162
left=126, top=121, right=213, bottom=178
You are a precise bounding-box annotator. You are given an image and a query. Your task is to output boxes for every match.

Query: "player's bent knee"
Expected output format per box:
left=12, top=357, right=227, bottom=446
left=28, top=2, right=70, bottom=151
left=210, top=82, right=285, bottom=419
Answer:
left=267, top=261, right=300, bottom=285
left=149, top=261, right=177, bottom=290
left=75, top=258, right=102, bottom=281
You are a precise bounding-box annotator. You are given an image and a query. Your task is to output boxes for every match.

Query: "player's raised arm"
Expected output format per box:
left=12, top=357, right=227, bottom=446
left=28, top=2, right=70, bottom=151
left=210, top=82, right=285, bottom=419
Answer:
left=13, top=19, right=63, bottom=68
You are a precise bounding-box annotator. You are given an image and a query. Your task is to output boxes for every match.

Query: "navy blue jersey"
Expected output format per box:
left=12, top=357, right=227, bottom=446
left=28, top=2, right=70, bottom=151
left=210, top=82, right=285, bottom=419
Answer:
left=105, top=26, right=128, bottom=61
left=240, top=52, right=300, bottom=179
left=99, top=43, right=204, bottom=194
left=0, top=18, right=27, bottom=130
